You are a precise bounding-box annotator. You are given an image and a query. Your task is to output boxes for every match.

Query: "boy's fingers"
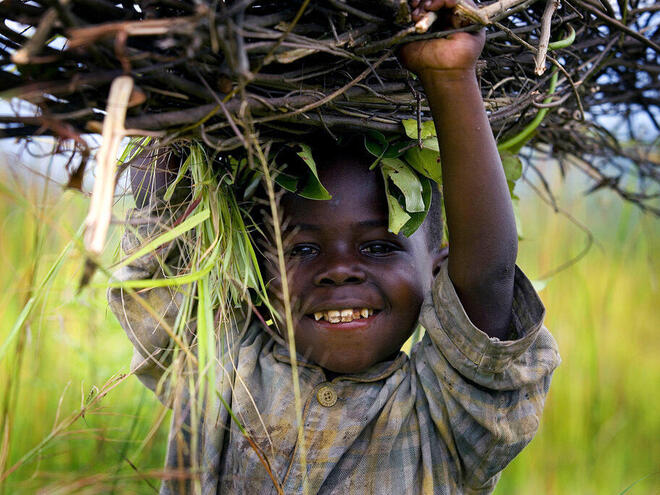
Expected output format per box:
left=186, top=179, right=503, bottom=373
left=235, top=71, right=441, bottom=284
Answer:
left=424, top=0, right=459, bottom=11
left=452, top=9, right=475, bottom=29
left=412, top=0, right=460, bottom=22
left=410, top=0, right=422, bottom=8
left=460, top=0, right=479, bottom=8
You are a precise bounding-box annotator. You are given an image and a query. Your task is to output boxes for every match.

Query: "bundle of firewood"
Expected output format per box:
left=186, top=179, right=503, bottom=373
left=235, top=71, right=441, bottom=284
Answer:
left=1, top=0, right=658, bottom=213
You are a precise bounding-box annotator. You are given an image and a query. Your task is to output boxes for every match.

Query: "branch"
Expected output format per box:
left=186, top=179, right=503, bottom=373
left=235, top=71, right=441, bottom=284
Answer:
left=534, top=0, right=561, bottom=75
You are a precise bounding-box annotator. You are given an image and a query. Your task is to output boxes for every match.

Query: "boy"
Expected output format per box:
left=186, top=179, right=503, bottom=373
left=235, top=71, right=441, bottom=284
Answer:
left=109, top=0, right=560, bottom=493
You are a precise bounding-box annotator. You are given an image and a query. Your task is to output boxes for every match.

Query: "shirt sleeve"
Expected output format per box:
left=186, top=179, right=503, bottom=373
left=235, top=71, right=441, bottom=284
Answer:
left=107, top=204, right=191, bottom=405
left=415, top=262, right=560, bottom=492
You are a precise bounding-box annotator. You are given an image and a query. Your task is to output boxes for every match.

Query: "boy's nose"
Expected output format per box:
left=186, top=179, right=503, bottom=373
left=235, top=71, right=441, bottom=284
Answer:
left=314, top=263, right=366, bottom=286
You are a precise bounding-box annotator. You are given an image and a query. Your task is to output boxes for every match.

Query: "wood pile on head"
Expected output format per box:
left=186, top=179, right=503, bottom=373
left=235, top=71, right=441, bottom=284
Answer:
left=1, top=0, right=658, bottom=214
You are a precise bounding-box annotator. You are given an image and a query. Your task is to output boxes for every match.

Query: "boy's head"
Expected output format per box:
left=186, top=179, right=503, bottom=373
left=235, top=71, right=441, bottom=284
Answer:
left=266, top=137, right=445, bottom=374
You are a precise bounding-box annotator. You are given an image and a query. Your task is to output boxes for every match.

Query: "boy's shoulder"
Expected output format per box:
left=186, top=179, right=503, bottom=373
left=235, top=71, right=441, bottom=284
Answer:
left=417, top=261, right=559, bottom=388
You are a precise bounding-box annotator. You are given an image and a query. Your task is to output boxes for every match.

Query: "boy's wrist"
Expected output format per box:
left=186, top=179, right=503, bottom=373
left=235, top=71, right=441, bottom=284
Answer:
left=417, top=67, right=478, bottom=87
left=418, top=68, right=480, bottom=103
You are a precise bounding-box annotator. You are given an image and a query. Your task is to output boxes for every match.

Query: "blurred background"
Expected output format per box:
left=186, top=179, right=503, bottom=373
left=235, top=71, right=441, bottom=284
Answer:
left=0, top=143, right=658, bottom=494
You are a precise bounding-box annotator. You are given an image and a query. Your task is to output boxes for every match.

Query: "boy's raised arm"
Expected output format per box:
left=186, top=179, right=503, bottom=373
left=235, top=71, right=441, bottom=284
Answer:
left=400, top=0, right=517, bottom=339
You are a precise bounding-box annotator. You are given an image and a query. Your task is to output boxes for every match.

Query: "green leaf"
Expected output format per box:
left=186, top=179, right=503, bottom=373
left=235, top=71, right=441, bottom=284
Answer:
left=384, top=186, right=411, bottom=235
left=296, top=143, right=332, bottom=200
left=421, top=137, right=439, bottom=152
left=164, top=147, right=195, bottom=201
left=273, top=143, right=332, bottom=200
left=499, top=150, right=523, bottom=195
left=381, top=158, right=425, bottom=213
left=274, top=171, right=299, bottom=193
left=513, top=196, right=524, bottom=240
left=399, top=175, right=433, bottom=237
left=403, top=146, right=442, bottom=183
left=500, top=150, right=523, bottom=182
left=364, top=130, right=388, bottom=157
left=402, top=119, right=436, bottom=140
left=384, top=140, right=410, bottom=158
left=242, top=171, right=261, bottom=200
left=364, top=132, right=408, bottom=170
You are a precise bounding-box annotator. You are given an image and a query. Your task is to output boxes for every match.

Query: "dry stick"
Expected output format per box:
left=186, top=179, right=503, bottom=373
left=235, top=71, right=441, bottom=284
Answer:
left=479, top=0, right=537, bottom=22
left=10, top=7, right=57, bottom=64
left=195, top=71, right=248, bottom=148
left=84, top=75, right=133, bottom=257
left=535, top=0, right=561, bottom=75
left=125, top=87, right=372, bottom=131
left=255, top=0, right=312, bottom=70
left=354, top=11, right=439, bottom=55
left=486, top=0, right=544, bottom=23
left=327, top=0, right=385, bottom=22
left=66, top=15, right=201, bottom=49
left=250, top=50, right=393, bottom=126
left=493, top=21, right=585, bottom=118
left=573, top=0, right=660, bottom=53
left=265, top=24, right=379, bottom=65
left=455, top=0, right=533, bottom=25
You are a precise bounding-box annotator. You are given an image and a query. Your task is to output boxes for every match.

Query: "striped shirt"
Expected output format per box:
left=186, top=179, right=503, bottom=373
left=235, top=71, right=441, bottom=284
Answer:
left=108, top=208, right=560, bottom=495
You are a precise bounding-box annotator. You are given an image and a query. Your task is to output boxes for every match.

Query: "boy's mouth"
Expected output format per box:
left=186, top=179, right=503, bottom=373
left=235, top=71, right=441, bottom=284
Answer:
left=308, top=308, right=376, bottom=324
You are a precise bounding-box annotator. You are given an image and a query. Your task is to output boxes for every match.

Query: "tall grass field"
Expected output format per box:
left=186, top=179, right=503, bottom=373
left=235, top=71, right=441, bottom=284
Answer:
left=0, top=161, right=658, bottom=494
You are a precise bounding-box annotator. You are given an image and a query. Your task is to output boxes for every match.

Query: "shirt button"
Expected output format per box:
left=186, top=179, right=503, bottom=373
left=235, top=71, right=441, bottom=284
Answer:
left=316, top=384, right=337, bottom=407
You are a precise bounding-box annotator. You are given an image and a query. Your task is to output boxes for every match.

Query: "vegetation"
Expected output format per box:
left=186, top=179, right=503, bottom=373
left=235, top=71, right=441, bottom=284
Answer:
left=0, top=163, right=657, bottom=494
left=2, top=0, right=658, bottom=213
left=0, top=0, right=658, bottom=491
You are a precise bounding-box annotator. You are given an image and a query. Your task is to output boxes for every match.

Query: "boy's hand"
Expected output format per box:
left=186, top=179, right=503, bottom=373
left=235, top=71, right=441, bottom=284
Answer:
left=399, top=0, right=484, bottom=77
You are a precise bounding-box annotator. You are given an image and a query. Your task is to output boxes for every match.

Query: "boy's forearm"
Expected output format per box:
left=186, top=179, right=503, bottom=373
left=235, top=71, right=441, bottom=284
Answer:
left=421, top=69, right=517, bottom=339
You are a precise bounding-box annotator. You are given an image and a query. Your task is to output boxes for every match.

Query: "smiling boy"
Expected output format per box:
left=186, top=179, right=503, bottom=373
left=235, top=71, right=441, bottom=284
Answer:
left=108, top=1, right=560, bottom=493
left=274, top=155, right=437, bottom=376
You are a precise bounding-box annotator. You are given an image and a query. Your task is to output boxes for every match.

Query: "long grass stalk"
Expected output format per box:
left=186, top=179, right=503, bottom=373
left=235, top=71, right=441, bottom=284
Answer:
left=0, top=373, right=132, bottom=484
left=0, top=225, right=82, bottom=363
left=115, top=210, right=210, bottom=270
left=252, top=139, right=309, bottom=494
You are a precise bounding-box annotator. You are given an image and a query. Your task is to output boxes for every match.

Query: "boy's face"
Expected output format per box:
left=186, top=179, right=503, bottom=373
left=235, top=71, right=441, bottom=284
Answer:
left=268, top=155, right=437, bottom=374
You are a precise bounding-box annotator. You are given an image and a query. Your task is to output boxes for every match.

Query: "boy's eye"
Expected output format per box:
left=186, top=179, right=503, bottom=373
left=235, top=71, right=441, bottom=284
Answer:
left=289, top=244, right=318, bottom=258
left=361, top=242, right=399, bottom=256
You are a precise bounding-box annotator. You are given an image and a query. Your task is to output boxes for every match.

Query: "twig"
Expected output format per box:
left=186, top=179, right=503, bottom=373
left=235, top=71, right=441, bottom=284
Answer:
left=66, top=15, right=202, bottom=49
left=574, top=0, right=660, bottom=53
left=84, top=76, right=134, bottom=256
left=250, top=50, right=393, bottom=125
left=535, top=0, right=561, bottom=75
left=10, top=7, right=58, bottom=65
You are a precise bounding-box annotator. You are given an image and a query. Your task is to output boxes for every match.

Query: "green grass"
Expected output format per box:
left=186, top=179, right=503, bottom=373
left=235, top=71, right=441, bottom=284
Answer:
left=495, top=171, right=660, bottom=494
left=0, top=165, right=658, bottom=494
left=0, top=182, right=169, bottom=494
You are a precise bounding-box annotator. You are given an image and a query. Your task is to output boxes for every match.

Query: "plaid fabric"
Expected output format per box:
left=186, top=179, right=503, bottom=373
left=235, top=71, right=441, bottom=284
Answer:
left=108, top=209, right=560, bottom=495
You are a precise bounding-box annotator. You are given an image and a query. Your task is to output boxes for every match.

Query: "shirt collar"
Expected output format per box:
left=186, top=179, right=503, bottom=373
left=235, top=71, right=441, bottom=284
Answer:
left=271, top=335, right=408, bottom=383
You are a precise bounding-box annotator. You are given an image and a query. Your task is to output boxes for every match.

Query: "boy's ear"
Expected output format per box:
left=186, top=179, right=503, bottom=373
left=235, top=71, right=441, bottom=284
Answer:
left=432, top=245, right=449, bottom=278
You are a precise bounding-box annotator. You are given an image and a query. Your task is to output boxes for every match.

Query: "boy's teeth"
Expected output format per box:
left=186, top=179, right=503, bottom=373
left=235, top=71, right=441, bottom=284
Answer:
left=312, top=308, right=375, bottom=323
left=340, top=309, right=353, bottom=322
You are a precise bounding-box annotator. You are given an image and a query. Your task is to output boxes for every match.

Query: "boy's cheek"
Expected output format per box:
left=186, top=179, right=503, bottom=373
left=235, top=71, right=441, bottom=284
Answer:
left=265, top=278, right=307, bottom=332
